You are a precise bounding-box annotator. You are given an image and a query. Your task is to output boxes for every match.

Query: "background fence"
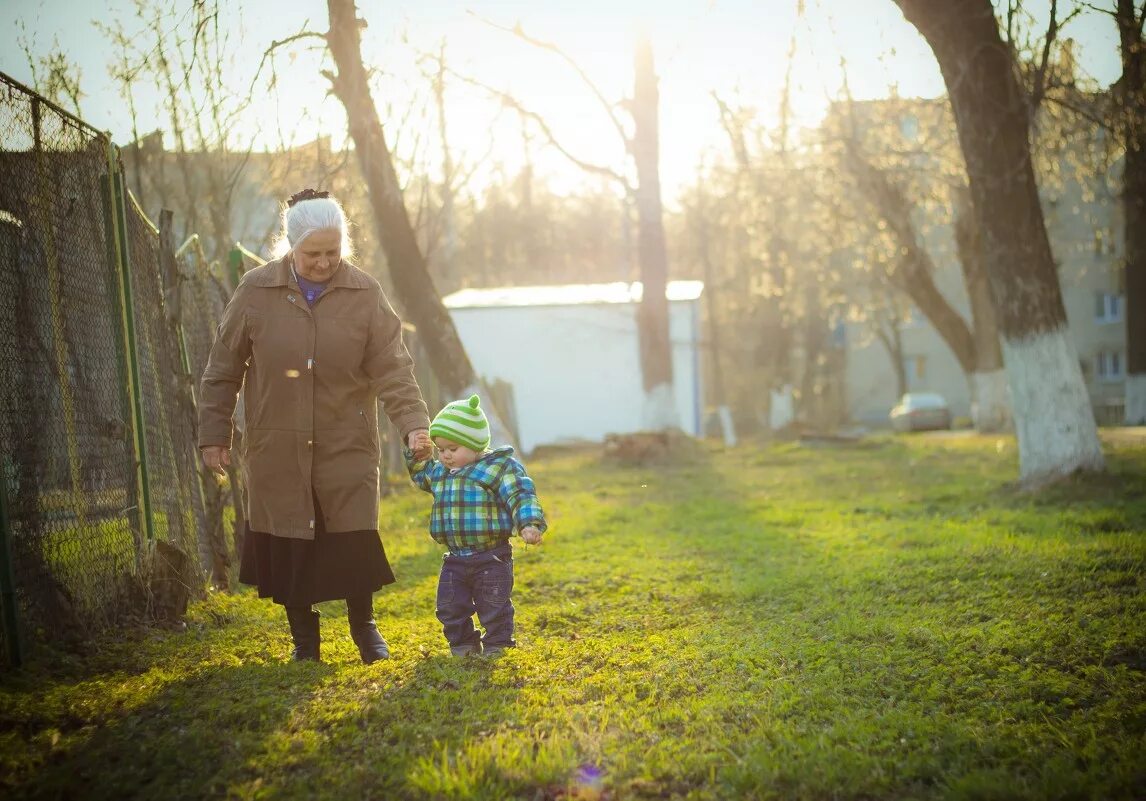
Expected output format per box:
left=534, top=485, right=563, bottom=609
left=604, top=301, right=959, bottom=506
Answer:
left=0, top=73, right=208, bottom=666
left=0, top=71, right=454, bottom=669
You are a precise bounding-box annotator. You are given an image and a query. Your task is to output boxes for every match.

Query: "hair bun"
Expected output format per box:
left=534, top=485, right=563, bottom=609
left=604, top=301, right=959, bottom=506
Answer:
left=287, top=188, right=331, bottom=208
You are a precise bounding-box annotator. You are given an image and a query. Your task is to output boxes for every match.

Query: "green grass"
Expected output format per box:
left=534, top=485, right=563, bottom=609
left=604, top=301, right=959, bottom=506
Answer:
left=2, top=433, right=1144, bottom=800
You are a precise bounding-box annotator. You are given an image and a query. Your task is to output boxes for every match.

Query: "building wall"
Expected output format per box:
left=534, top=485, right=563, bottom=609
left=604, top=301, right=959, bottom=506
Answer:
left=448, top=300, right=703, bottom=453
left=844, top=188, right=1126, bottom=426
left=845, top=313, right=976, bottom=425
left=1049, top=157, right=1127, bottom=422
left=837, top=101, right=1127, bottom=426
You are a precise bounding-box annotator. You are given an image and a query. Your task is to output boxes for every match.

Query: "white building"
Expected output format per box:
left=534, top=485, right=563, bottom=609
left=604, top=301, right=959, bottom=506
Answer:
left=443, top=281, right=705, bottom=454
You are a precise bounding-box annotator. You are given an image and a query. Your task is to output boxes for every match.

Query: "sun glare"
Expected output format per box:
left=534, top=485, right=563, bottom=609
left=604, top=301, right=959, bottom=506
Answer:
left=0, top=0, right=1119, bottom=202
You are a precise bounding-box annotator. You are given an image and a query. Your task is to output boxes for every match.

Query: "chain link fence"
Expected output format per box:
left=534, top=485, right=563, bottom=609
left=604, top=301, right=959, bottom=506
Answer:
left=179, top=237, right=247, bottom=585
left=0, top=73, right=208, bottom=666
left=0, top=71, right=453, bottom=668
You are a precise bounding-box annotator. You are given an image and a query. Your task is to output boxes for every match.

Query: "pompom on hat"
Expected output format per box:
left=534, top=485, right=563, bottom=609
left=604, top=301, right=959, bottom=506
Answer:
left=430, top=394, right=491, bottom=452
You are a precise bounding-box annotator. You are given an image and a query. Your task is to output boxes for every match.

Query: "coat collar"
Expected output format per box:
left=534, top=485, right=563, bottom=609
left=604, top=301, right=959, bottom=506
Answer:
left=242, top=257, right=373, bottom=291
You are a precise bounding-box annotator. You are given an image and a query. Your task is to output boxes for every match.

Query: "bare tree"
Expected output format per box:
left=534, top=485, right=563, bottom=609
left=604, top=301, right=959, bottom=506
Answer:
left=630, top=36, right=677, bottom=428
left=1007, top=0, right=1144, bottom=424
left=99, top=0, right=259, bottom=261
left=688, top=182, right=736, bottom=445
left=17, top=27, right=84, bottom=116
left=325, top=0, right=475, bottom=397
left=1115, top=0, right=1146, bottom=423
left=834, top=114, right=1009, bottom=432
left=892, top=0, right=1103, bottom=483
left=465, top=19, right=679, bottom=430
left=325, top=0, right=522, bottom=448
left=952, top=185, right=1008, bottom=430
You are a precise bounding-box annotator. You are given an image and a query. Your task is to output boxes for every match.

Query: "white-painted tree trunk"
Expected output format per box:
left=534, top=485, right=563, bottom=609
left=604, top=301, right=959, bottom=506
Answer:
left=971, top=369, right=1011, bottom=432
left=1001, top=330, right=1104, bottom=483
left=642, top=382, right=680, bottom=431
left=769, top=385, right=795, bottom=431
left=716, top=405, right=738, bottom=447
left=1126, top=374, right=1146, bottom=426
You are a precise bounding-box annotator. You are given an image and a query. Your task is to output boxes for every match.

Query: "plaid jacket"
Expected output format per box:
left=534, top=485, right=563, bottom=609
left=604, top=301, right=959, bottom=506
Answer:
left=405, top=446, right=547, bottom=556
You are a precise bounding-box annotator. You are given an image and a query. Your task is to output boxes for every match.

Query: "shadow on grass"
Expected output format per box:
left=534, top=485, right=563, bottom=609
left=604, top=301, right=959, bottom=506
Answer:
left=7, top=661, right=332, bottom=801
left=253, top=653, right=543, bottom=799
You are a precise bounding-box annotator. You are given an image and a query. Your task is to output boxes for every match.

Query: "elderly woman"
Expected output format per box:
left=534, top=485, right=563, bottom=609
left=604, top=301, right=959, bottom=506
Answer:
left=199, top=189, right=431, bottom=663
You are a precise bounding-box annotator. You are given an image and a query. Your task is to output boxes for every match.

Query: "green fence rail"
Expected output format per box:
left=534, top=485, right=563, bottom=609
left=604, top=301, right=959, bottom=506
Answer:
left=0, top=71, right=207, bottom=666
left=0, top=70, right=445, bottom=667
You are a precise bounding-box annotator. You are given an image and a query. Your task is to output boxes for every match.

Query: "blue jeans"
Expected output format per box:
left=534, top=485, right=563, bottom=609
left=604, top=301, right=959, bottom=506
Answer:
left=436, top=543, right=515, bottom=650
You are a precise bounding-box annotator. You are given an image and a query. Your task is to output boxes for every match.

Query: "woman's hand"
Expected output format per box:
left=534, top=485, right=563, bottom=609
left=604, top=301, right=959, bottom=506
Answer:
left=202, top=446, right=231, bottom=477
left=521, top=526, right=543, bottom=545
left=407, top=428, right=432, bottom=461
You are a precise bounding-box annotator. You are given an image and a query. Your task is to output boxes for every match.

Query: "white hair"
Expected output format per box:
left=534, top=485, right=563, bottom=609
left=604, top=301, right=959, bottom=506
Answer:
left=271, top=196, right=354, bottom=261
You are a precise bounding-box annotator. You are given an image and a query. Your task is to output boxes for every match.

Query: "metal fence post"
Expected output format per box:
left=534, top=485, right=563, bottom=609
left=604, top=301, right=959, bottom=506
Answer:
left=106, top=139, right=155, bottom=544
left=0, top=465, right=21, bottom=668
left=228, top=248, right=243, bottom=290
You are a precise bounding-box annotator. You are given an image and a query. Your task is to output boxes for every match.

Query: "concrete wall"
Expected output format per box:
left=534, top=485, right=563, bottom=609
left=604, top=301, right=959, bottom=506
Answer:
left=447, top=300, right=703, bottom=453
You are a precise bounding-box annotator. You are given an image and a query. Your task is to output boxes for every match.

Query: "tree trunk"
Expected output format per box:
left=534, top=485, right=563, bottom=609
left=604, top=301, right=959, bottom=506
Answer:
left=695, top=191, right=736, bottom=446
left=1118, top=0, right=1146, bottom=425
left=325, top=0, right=475, bottom=397
left=631, top=35, right=678, bottom=430
left=894, top=0, right=1103, bottom=482
left=433, top=41, right=457, bottom=288
left=954, top=185, right=1010, bottom=431
left=874, top=312, right=908, bottom=399
left=891, top=248, right=976, bottom=372
left=844, top=149, right=977, bottom=375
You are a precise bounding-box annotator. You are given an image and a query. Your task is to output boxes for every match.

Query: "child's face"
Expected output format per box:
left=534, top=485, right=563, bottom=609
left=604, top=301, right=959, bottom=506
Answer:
left=434, top=438, right=478, bottom=469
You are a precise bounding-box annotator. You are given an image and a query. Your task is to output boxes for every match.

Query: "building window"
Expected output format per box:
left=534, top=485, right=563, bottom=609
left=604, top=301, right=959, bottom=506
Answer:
left=1095, top=292, right=1123, bottom=324
left=900, top=114, right=919, bottom=141
left=1095, top=351, right=1124, bottom=382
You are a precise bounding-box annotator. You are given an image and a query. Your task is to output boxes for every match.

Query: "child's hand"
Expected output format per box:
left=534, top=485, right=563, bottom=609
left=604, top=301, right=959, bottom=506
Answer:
left=408, top=428, right=433, bottom=460
left=521, top=526, right=543, bottom=545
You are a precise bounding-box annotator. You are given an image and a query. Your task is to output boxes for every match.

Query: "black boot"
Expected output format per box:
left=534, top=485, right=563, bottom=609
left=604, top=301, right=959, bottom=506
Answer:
left=285, top=606, right=320, bottom=662
left=347, top=594, right=390, bottom=664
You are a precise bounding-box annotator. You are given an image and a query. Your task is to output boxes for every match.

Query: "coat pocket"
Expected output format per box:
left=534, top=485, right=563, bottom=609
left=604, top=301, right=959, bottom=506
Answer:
left=358, top=408, right=379, bottom=451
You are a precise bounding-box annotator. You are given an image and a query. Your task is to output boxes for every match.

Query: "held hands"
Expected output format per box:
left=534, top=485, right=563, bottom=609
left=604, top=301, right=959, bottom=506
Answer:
left=408, top=428, right=433, bottom=461
left=205, top=431, right=432, bottom=475
left=521, top=526, right=543, bottom=545
left=201, top=446, right=231, bottom=477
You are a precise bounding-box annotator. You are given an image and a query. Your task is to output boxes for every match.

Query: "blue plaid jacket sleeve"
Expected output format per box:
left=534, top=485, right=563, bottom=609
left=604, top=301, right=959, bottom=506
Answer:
left=404, top=449, right=441, bottom=493
left=497, top=457, right=547, bottom=533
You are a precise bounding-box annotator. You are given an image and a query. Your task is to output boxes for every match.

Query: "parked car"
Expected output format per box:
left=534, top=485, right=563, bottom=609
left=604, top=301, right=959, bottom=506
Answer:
left=889, top=392, right=952, bottom=432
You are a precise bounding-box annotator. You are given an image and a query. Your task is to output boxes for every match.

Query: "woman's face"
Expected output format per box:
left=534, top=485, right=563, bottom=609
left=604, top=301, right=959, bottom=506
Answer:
left=293, top=228, right=342, bottom=282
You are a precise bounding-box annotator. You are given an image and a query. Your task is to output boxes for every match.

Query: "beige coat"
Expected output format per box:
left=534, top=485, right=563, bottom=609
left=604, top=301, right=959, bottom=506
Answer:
left=198, top=258, right=429, bottom=539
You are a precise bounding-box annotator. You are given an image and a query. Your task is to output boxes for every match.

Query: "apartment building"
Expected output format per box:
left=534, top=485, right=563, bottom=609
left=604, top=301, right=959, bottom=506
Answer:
left=829, top=98, right=1127, bottom=426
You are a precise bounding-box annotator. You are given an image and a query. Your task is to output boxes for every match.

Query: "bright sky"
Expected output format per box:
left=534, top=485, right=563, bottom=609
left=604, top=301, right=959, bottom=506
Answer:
left=0, top=0, right=1123, bottom=203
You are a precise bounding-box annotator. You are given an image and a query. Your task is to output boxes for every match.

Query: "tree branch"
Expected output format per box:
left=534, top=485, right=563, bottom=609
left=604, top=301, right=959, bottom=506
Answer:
left=1030, top=0, right=1059, bottom=111
left=447, top=68, right=633, bottom=191
left=470, top=12, right=631, bottom=148
left=712, top=93, right=752, bottom=170
left=1044, top=92, right=1116, bottom=133
left=248, top=28, right=328, bottom=99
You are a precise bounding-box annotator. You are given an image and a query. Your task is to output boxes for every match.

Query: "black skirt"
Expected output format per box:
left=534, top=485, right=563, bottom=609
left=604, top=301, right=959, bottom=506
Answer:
left=238, top=496, right=395, bottom=607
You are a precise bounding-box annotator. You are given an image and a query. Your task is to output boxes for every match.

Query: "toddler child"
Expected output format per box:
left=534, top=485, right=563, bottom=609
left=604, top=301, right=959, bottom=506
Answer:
left=406, top=395, right=547, bottom=655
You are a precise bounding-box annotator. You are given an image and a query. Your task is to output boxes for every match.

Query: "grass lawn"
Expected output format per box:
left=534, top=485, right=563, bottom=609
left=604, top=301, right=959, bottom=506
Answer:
left=1, top=433, right=1144, bottom=800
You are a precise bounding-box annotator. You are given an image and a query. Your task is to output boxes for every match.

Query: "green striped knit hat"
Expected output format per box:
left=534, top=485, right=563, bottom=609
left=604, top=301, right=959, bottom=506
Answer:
left=430, top=394, right=491, bottom=452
